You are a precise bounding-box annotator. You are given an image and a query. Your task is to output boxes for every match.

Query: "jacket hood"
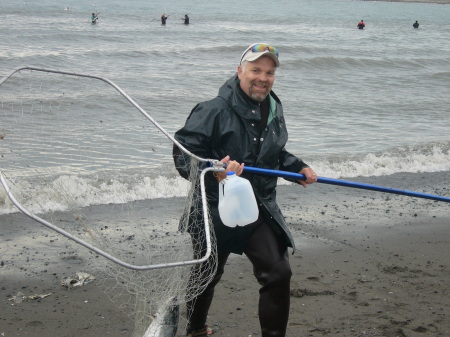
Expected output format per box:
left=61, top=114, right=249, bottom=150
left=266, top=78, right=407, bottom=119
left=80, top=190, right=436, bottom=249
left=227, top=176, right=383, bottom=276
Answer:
left=218, top=74, right=248, bottom=110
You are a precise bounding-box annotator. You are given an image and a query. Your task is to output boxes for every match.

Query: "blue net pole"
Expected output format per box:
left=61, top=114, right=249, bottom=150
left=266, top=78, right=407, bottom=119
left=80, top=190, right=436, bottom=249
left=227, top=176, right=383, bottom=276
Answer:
left=243, top=166, right=450, bottom=203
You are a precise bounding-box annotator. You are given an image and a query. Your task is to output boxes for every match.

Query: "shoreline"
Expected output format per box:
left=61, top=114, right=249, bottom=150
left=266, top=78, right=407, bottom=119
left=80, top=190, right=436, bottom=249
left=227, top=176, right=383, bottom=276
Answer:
left=1, top=171, right=449, bottom=336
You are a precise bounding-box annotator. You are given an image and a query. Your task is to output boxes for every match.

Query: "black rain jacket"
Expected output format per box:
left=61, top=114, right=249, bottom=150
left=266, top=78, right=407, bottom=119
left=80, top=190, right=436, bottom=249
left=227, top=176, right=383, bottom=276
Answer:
left=173, top=74, right=309, bottom=254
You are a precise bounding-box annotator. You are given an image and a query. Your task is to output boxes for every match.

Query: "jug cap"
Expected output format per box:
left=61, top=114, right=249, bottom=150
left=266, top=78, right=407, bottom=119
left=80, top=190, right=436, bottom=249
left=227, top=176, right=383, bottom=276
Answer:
left=226, top=171, right=235, bottom=176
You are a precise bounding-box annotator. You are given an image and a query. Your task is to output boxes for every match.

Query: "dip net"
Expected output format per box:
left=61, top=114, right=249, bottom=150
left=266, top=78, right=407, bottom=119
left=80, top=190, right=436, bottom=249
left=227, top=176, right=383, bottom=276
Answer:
left=0, top=66, right=219, bottom=336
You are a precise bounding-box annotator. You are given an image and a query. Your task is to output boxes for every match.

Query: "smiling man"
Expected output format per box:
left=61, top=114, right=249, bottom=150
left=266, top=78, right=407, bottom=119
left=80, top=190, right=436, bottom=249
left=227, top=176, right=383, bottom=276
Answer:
left=238, top=44, right=278, bottom=102
left=173, top=43, right=317, bottom=337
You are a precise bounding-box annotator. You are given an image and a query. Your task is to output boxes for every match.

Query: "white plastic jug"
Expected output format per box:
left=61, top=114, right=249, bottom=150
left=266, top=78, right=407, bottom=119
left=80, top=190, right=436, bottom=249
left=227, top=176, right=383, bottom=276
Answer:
left=218, top=171, right=259, bottom=227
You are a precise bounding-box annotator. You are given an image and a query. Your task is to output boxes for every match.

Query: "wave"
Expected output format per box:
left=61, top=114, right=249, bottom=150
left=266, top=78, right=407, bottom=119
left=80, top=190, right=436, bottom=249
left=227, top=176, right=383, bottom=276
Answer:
left=1, top=143, right=448, bottom=215
left=285, top=56, right=449, bottom=71
left=0, top=174, right=191, bottom=215
left=310, top=143, right=450, bottom=179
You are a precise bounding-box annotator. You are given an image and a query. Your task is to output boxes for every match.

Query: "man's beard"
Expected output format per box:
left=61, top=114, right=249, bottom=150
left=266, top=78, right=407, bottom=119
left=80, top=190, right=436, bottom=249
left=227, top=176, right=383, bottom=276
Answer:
left=249, top=82, right=270, bottom=102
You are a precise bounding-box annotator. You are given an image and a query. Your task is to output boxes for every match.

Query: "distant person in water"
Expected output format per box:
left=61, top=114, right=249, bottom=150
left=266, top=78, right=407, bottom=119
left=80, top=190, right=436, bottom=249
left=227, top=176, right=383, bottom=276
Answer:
left=161, top=13, right=170, bottom=25
left=182, top=14, right=190, bottom=25
left=357, top=20, right=365, bottom=30
left=413, top=20, right=419, bottom=29
left=91, top=12, right=99, bottom=24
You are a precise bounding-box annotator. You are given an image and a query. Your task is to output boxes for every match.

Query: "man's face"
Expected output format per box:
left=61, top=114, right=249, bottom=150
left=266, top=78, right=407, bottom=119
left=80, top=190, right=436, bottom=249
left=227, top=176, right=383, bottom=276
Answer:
left=238, top=56, right=277, bottom=102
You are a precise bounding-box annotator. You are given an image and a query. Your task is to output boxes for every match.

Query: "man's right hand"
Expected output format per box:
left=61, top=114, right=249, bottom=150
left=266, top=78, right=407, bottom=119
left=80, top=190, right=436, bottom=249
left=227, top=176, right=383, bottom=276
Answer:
left=215, top=155, right=244, bottom=182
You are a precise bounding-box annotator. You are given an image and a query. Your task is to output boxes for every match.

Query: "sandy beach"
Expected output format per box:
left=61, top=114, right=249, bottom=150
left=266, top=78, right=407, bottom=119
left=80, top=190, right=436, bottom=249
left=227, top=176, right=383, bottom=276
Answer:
left=1, top=171, right=449, bottom=337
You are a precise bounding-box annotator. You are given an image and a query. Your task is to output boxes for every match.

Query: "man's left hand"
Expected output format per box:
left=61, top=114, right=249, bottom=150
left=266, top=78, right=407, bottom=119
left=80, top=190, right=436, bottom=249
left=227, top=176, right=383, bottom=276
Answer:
left=298, top=167, right=318, bottom=187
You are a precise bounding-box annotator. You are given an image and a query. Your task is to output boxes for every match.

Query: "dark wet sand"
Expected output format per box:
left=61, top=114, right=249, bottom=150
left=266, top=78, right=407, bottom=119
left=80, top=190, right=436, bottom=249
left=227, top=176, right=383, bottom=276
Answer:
left=1, top=171, right=449, bottom=336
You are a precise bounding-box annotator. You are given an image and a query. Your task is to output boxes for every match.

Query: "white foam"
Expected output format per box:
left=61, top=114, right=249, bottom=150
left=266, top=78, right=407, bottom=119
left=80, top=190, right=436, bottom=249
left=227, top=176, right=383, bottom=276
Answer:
left=1, top=144, right=449, bottom=215
left=0, top=175, right=190, bottom=215
left=312, top=145, right=450, bottom=179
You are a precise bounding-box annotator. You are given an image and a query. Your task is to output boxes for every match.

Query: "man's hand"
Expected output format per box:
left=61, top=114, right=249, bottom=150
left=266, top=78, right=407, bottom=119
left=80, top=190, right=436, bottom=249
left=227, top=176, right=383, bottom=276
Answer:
left=214, top=155, right=244, bottom=182
left=298, top=167, right=318, bottom=187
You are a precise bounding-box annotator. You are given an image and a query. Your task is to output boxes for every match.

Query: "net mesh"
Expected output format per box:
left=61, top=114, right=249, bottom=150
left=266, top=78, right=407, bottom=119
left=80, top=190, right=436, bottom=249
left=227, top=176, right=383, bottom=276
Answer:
left=0, top=67, right=218, bottom=336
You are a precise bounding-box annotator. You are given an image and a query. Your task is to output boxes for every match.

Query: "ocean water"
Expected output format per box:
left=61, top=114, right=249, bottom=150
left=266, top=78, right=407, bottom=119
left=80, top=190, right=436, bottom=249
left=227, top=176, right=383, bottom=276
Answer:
left=0, top=0, right=449, bottom=214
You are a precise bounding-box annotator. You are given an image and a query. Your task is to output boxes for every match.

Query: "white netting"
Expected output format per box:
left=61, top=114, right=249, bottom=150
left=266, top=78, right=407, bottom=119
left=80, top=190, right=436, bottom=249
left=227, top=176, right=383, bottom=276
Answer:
left=0, top=67, right=218, bottom=336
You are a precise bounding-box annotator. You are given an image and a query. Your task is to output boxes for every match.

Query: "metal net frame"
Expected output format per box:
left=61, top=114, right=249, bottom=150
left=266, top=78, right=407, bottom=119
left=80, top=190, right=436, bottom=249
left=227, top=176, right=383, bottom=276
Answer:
left=0, top=66, right=223, bottom=336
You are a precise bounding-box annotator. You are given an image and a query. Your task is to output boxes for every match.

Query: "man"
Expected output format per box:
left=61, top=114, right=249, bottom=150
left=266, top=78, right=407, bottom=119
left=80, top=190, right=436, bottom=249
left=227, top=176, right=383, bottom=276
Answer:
left=413, top=20, right=419, bottom=29
left=183, top=14, right=190, bottom=25
left=357, top=19, right=365, bottom=29
left=161, top=13, right=170, bottom=25
left=173, top=43, right=318, bottom=337
left=91, top=12, right=98, bottom=24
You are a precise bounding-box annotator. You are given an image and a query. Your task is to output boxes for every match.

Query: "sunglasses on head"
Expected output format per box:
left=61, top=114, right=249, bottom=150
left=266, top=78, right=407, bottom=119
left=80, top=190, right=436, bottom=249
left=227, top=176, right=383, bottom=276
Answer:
left=250, top=44, right=279, bottom=56
left=240, top=43, right=279, bottom=64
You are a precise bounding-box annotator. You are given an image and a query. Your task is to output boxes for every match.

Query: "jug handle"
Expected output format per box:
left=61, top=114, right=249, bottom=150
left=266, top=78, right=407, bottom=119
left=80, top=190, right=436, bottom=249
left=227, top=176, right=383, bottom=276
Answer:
left=218, top=180, right=225, bottom=206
